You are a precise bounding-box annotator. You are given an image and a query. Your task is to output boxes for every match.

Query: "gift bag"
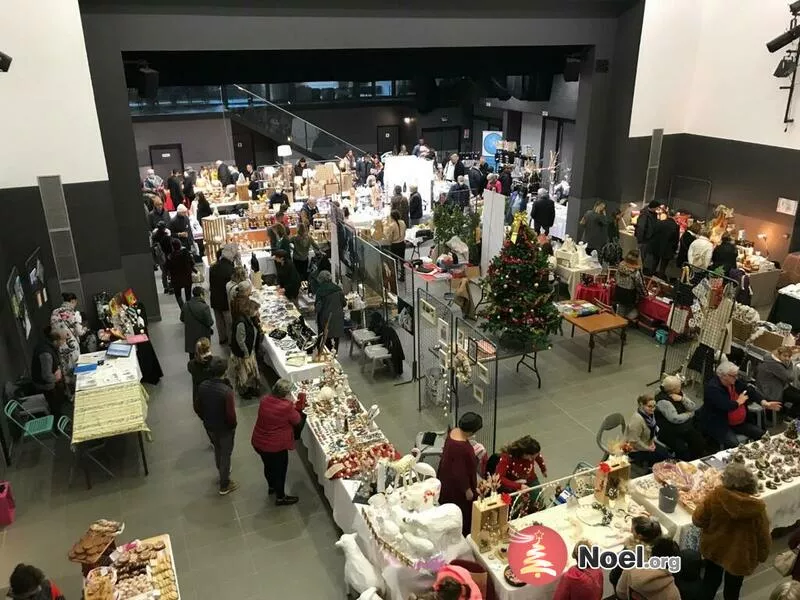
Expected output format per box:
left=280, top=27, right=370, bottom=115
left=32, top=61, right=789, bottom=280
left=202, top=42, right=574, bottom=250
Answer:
left=708, top=277, right=724, bottom=309
left=692, top=277, right=711, bottom=307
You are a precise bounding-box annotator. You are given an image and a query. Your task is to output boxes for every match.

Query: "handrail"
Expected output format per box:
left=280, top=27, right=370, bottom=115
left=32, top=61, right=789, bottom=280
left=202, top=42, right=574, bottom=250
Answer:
left=231, top=84, right=369, bottom=156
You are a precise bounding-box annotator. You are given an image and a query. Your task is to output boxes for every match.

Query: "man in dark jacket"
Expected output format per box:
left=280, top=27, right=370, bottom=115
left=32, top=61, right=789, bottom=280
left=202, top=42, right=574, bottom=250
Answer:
left=314, top=270, right=346, bottom=352
left=499, top=165, right=513, bottom=196
left=676, top=222, right=701, bottom=268
left=269, top=187, right=289, bottom=209
left=646, top=211, right=680, bottom=278
left=698, top=362, right=777, bottom=449
left=355, top=154, right=372, bottom=185
left=169, top=204, right=193, bottom=250
left=196, top=358, right=238, bottom=495
left=408, top=185, right=423, bottom=226
left=151, top=222, right=173, bottom=294
left=166, top=169, right=184, bottom=208
left=446, top=176, right=471, bottom=208
left=147, top=197, right=171, bottom=233
left=274, top=250, right=301, bottom=302
left=299, top=198, right=318, bottom=227
left=530, top=189, right=556, bottom=235
left=180, top=287, right=214, bottom=359
left=467, top=163, right=485, bottom=197
left=209, top=245, right=236, bottom=344
left=31, top=326, right=66, bottom=416
left=635, top=200, right=660, bottom=262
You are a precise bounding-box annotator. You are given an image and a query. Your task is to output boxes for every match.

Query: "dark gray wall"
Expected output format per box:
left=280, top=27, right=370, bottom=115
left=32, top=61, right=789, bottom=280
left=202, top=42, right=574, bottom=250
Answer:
left=133, top=115, right=234, bottom=175
left=82, top=16, right=160, bottom=319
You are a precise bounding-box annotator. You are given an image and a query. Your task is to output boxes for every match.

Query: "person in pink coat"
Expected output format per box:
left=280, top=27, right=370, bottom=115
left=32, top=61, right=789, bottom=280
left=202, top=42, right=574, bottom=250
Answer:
left=552, top=539, right=604, bottom=600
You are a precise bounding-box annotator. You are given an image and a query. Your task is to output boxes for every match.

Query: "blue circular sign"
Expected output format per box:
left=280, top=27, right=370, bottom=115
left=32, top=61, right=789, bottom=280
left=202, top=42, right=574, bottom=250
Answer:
left=483, top=132, right=502, bottom=156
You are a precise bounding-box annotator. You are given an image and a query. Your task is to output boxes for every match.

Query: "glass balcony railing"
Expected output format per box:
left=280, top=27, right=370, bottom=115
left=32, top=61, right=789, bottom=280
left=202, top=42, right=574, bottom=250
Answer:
left=224, top=84, right=367, bottom=160
left=128, top=80, right=416, bottom=116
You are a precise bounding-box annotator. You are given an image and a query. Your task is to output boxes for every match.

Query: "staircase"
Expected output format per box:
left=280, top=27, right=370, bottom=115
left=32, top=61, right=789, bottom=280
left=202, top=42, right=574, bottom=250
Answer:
left=227, top=84, right=366, bottom=161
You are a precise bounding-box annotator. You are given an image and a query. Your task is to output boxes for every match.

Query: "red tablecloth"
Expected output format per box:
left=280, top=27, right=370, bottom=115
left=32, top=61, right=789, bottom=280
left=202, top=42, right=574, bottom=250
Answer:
left=638, top=296, right=672, bottom=323
left=575, top=282, right=615, bottom=305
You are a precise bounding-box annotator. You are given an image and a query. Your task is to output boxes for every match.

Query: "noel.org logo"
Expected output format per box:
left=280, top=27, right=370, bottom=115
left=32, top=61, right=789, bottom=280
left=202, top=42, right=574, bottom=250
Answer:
left=508, top=525, right=681, bottom=586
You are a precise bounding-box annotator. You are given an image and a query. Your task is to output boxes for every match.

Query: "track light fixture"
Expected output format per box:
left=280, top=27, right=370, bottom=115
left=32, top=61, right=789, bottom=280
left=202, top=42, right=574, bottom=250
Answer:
left=775, top=56, right=798, bottom=77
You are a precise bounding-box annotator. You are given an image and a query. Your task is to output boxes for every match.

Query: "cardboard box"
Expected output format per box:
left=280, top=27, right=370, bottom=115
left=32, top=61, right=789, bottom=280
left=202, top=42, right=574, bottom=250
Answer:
left=325, top=182, right=340, bottom=195
left=594, top=460, right=631, bottom=505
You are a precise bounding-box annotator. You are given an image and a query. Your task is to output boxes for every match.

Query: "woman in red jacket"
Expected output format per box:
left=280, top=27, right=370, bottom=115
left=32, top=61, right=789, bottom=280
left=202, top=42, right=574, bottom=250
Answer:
left=552, top=540, right=604, bottom=600
left=251, top=378, right=303, bottom=506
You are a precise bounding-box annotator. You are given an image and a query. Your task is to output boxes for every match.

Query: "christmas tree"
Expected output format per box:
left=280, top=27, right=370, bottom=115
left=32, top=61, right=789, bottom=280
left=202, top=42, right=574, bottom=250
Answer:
left=479, top=213, right=561, bottom=349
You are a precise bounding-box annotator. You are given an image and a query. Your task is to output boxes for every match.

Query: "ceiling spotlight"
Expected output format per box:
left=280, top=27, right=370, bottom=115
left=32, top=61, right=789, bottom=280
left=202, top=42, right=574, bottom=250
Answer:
left=775, top=56, right=798, bottom=77
left=767, top=23, right=800, bottom=53
left=403, top=117, right=412, bottom=124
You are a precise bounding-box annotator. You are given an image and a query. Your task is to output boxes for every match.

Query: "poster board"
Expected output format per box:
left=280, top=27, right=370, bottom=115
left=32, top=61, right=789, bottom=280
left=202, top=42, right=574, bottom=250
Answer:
left=7, top=266, right=31, bottom=340
left=25, top=248, right=49, bottom=309
left=480, top=190, right=507, bottom=275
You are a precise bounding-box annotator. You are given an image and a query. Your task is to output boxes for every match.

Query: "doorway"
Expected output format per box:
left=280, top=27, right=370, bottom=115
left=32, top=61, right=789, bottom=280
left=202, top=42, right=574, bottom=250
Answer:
left=377, top=125, right=400, bottom=155
left=232, top=133, right=255, bottom=171
left=421, top=126, right=461, bottom=163
left=148, top=144, right=184, bottom=181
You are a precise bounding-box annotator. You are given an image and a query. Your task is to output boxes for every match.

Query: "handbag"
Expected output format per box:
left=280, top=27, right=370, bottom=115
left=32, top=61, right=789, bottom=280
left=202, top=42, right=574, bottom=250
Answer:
left=774, top=547, right=798, bottom=576
left=675, top=267, right=694, bottom=307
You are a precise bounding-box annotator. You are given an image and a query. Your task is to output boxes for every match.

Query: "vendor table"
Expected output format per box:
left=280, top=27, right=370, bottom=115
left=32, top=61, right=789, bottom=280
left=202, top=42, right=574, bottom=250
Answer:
left=555, top=264, right=602, bottom=299
left=749, top=269, right=782, bottom=309
left=630, top=444, right=800, bottom=547
left=562, top=312, right=628, bottom=372
left=73, top=348, right=150, bottom=488
left=468, top=494, right=650, bottom=600
left=260, top=335, right=325, bottom=382
left=768, top=288, right=800, bottom=331
left=575, top=282, right=614, bottom=305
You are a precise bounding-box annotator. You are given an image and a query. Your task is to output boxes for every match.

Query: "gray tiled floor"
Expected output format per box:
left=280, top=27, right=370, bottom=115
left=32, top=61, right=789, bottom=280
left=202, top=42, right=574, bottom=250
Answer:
left=0, top=282, right=793, bottom=599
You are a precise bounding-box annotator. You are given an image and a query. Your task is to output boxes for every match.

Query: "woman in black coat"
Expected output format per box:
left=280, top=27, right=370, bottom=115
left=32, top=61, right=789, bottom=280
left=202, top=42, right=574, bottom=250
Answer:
left=274, top=249, right=301, bottom=302
left=314, top=271, right=346, bottom=351
left=180, top=287, right=214, bottom=358
left=165, top=238, right=195, bottom=309
left=711, top=234, right=738, bottom=273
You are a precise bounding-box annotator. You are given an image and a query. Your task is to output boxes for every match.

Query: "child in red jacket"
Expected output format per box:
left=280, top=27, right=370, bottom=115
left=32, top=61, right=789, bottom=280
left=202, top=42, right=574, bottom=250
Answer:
left=552, top=540, right=604, bottom=600
left=9, top=564, right=65, bottom=600
left=494, top=436, right=547, bottom=518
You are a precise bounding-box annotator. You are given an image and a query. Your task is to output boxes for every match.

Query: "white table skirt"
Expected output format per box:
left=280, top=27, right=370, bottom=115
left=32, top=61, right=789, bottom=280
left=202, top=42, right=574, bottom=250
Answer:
left=261, top=336, right=325, bottom=383
left=555, top=264, right=602, bottom=299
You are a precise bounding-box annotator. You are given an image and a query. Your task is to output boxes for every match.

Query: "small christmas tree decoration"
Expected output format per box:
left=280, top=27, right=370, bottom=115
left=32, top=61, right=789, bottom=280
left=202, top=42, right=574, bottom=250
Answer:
left=479, top=212, right=561, bottom=349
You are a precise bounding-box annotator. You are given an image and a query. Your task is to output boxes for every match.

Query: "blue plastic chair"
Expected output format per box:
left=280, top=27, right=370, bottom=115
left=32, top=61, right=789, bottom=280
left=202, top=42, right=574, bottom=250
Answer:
left=4, top=399, right=55, bottom=459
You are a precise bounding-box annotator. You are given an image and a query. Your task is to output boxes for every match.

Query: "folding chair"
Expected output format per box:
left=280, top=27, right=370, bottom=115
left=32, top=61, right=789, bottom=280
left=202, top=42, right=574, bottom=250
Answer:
left=4, top=400, right=55, bottom=460
left=56, top=416, right=113, bottom=487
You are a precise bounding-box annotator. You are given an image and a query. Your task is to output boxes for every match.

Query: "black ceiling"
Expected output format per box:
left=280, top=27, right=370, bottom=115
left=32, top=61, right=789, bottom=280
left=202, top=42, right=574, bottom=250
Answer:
left=123, top=46, right=586, bottom=87
left=82, top=0, right=637, bottom=18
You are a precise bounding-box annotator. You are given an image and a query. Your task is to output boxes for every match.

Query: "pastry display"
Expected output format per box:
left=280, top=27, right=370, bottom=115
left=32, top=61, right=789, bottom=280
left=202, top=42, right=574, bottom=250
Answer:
left=652, top=462, right=694, bottom=490
left=68, top=519, right=124, bottom=564
left=84, top=567, right=116, bottom=600
left=632, top=477, right=661, bottom=500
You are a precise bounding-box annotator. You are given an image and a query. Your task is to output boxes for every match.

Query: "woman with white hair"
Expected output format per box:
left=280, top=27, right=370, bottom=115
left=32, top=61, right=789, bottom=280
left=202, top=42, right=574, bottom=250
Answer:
left=655, top=375, right=708, bottom=460
left=699, top=361, right=779, bottom=449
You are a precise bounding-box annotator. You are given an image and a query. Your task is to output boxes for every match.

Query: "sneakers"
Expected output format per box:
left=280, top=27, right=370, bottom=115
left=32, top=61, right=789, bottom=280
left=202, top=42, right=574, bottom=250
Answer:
left=275, top=495, right=299, bottom=506
left=219, top=481, right=239, bottom=496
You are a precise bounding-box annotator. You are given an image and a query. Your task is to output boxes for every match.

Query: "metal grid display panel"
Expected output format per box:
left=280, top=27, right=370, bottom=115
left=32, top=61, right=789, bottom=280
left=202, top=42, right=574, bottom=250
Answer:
left=657, top=265, right=738, bottom=390
left=453, top=318, right=498, bottom=454
left=416, top=288, right=456, bottom=433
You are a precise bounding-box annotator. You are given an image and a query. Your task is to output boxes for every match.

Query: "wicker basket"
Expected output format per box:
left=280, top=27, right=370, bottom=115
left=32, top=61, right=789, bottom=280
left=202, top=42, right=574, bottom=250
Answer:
left=731, top=319, right=756, bottom=342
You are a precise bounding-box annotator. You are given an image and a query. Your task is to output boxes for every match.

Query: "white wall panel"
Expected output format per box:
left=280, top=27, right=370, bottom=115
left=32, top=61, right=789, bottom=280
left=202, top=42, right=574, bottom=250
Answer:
left=0, top=0, right=107, bottom=190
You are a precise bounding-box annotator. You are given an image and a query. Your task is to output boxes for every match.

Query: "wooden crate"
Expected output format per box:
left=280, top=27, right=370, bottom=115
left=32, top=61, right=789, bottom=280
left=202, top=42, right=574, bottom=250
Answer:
left=594, top=461, right=631, bottom=505
left=201, top=216, right=226, bottom=264
left=471, top=495, right=509, bottom=543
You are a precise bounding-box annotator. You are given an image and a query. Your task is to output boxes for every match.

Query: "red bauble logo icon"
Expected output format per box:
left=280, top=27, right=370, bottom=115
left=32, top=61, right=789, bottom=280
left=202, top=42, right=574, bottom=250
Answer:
left=507, top=525, right=568, bottom=586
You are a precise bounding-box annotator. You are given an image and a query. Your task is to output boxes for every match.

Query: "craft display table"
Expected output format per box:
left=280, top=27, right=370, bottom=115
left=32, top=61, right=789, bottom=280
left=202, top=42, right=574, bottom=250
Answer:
left=73, top=349, right=150, bottom=487
left=562, top=312, right=628, bottom=372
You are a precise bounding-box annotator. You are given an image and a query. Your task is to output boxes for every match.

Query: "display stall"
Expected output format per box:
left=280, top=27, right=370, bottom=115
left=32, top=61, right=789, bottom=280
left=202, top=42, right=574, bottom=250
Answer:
left=630, top=431, right=800, bottom=549
left=72, top=520, right=182, bottom=600
left=467, top=456, right=658, bottom=600
left=73, top=348, right=150, bottom=485
left=553, top=237, right=602, bottom=299
left=251, top=286, right=326, bottom=382
left=383, top=156, right=434, bottom=213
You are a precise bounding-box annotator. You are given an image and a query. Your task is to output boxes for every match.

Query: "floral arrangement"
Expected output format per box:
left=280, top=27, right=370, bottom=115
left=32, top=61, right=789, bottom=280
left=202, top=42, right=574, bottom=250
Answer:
left=477, top=474, right=502, bottom=500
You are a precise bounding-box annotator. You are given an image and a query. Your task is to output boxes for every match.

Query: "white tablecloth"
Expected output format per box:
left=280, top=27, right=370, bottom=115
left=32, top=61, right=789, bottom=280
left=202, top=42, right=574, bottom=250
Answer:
left=260, top=335, right=325, bottom=383
left=73, top=348, right=150, bottom=444
left=630, top=445, right=800, bottom=548
left=468, top=495, right=640, bottom=600
left=555, top=264, right=602, bottom=299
